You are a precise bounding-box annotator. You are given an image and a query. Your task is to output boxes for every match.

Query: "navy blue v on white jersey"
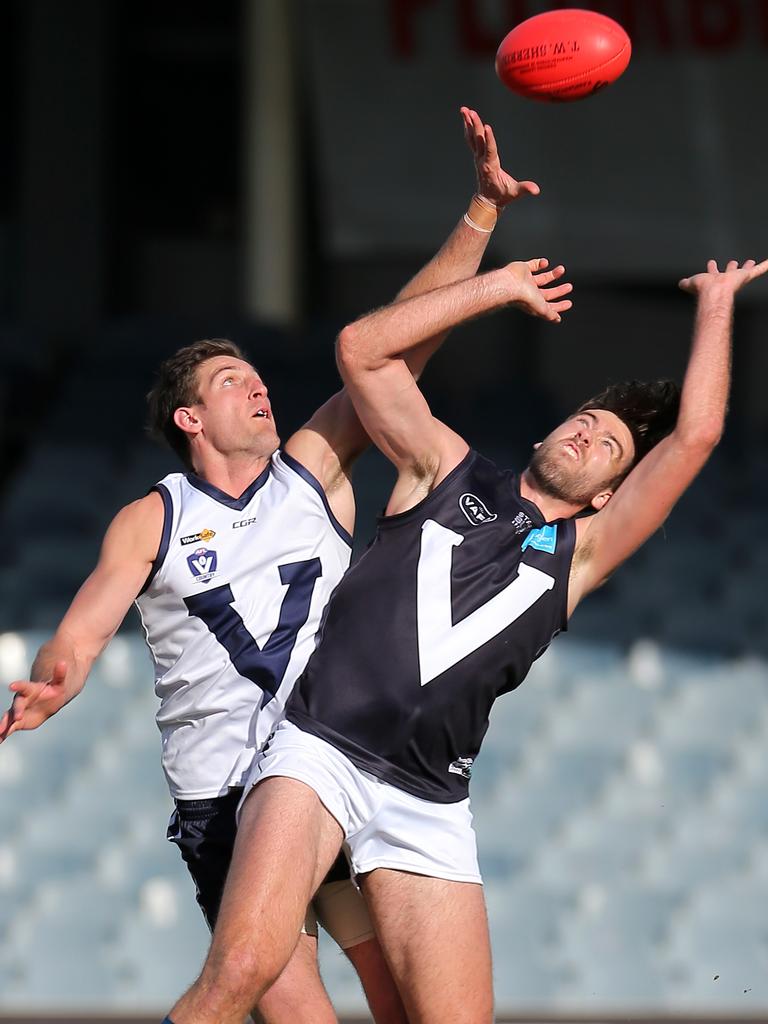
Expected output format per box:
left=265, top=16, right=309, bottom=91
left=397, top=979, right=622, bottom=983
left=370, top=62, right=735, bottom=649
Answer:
left=287, top=450, right=576, bottom=803
left=135, top=451, right=351, bottom=800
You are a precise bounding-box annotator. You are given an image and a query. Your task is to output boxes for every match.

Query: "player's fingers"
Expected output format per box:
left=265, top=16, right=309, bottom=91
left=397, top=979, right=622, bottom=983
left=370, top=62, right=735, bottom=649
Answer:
left=532, top=263, right=564, bottom=285
left=526, top=257, right=550, bottom=274
left=460, top=107, right=475, bottom=147
left=707, top=259, right=719, bottom=274
left=483, top=124, right=499, bottom=163
left=726, top=259, right=739, bottom=273
left=471, top=114, right=486, bottom=157
left=518, top=179, right=541, bottom=196
left=8, top=681, right=43, bottom=709
left=751, top=257, right=768, bottom=277
left=540, top=282, right=574, bottom=301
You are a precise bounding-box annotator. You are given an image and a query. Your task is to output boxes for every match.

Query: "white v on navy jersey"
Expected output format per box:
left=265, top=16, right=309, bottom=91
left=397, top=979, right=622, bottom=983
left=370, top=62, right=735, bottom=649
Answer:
left=287, top=450, right=576, bottom=803
left=134, top=451, right=351, bottom=800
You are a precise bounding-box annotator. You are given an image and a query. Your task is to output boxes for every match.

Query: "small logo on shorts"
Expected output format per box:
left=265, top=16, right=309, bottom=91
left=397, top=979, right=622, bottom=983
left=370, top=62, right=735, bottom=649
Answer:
left=459, top=494, right=497, bottom=526
left=448, top=757, right=474, bottom=779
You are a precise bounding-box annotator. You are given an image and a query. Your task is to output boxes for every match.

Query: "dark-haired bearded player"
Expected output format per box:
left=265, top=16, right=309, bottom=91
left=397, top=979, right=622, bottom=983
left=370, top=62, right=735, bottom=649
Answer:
left=165, top=244, right=767, bottom=1024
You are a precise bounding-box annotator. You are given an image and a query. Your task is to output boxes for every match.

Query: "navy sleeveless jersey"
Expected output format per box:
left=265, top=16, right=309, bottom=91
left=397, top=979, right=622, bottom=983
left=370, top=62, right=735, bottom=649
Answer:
left=287, top=449, right=577, bottom=802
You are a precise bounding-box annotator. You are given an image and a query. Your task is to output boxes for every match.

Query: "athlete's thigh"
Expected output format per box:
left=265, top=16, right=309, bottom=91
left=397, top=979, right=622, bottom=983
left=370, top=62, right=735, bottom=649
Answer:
left=361, top=868, right=494, bottom=1024
left=207, top=776, right=344, bottom=980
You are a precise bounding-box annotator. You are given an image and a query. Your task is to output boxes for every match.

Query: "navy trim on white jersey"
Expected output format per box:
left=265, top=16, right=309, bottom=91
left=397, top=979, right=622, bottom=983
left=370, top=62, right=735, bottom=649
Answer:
left=140, top=483, right=174, bottom=595
left=186, top=464, right=271, bottom=511
left=281, top=451, right=353, bottom=547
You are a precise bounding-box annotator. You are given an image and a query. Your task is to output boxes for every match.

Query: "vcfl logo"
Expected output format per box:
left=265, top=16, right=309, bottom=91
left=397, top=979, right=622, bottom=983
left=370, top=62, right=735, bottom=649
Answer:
left=187, top=548, right=218, bottom=584
left=459, top=493, right=497, bottom=526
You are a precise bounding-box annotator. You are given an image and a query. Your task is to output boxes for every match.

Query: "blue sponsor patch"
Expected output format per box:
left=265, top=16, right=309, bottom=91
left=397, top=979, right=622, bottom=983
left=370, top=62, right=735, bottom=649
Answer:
left=521, top=524, right=558, bottom=554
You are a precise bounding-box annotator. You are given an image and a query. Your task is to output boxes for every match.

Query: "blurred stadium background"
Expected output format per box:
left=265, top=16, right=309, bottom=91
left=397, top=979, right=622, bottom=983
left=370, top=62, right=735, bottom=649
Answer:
left=1, top=1, right=767, bottom=1021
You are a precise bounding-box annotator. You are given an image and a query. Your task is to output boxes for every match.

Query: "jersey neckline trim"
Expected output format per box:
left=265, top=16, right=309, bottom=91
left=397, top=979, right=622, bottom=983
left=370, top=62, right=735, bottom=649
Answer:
left=185, top=464, right=271, bottom=510
left=279, top=450, right=353, bottom=547
left=511, top=474, right=546, bottom=528
left=140, top=483, right=173, bottom=595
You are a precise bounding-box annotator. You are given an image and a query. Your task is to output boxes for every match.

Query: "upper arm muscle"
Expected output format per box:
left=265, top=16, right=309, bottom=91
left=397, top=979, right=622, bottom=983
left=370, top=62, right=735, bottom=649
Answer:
left=58, top=492, right=165, bottom=660
left=570, top=432, right=714, bottom=605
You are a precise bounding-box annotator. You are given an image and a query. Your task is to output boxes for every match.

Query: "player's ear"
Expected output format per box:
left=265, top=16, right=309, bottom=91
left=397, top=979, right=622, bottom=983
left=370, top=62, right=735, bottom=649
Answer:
left=590, top=488, right=614, bottom=511
left=173, top=406, right=202, bottom=438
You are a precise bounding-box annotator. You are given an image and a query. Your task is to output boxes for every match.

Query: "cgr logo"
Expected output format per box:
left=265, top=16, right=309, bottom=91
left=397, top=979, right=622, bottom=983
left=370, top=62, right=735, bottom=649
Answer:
left=459, top=493, right=497, bottom=526
left=187, top=547, right=218, bottom=584
left=232, top=517, right=257, bottom=529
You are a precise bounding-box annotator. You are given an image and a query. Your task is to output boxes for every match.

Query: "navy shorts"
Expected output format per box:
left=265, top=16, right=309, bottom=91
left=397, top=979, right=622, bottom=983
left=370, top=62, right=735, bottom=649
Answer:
left=168, top=786, right=351, bottom=930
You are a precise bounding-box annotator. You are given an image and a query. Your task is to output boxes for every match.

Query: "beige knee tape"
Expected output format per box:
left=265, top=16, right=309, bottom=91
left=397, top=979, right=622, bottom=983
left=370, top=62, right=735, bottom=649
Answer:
left=312, top=878, right=375, bottom=950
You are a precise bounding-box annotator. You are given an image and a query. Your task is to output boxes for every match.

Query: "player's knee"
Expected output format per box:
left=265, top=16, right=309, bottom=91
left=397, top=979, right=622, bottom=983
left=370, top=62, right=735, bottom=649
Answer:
left=204, top=942, right=283, bottom=1009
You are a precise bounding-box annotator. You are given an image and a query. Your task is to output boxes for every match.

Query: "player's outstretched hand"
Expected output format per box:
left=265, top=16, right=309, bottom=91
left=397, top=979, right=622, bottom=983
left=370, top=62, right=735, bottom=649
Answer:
left=461, top=106, right=540, bottom=208
left=0, top=661, right=68, bottom=742
left=679, top=258, right=768, bottom=297
left=501, top=258, right=573, bottom=323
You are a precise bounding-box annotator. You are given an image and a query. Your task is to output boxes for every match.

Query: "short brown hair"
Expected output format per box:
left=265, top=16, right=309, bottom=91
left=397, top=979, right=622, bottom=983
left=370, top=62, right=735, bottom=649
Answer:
left=146, top=338, right=247, bottom=468
left=576, top=379, right=681, bottom=489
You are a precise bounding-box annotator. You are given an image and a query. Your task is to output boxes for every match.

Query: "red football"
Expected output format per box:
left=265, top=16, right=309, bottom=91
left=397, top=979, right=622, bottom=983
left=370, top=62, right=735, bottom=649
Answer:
left=495, top=9, right=631, bottom=102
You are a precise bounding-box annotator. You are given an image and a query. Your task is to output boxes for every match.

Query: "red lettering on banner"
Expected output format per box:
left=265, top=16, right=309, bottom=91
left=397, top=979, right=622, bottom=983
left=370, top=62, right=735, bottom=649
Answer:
left=389, top=0, right=767, bottom=55
left=390, top=0, right=437, bottom=58
left=689, top=0, right=742, bottom=49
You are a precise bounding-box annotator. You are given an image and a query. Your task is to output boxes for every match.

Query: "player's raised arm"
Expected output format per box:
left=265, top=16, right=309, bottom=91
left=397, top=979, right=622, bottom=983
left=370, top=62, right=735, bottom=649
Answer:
left=337, top=259, right=572, bottom=513
left=285, top=108, right=542, bottom=511
left=0, top=493, right=163, bottom=741
left=570, top=258, right=768, bottom=606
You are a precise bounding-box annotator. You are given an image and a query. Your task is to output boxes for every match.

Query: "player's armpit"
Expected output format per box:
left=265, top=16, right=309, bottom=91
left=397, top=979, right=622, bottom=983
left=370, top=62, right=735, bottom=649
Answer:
left=285, top=390, right=368, bottom=487
left=283, top=390, right=367, bottom=537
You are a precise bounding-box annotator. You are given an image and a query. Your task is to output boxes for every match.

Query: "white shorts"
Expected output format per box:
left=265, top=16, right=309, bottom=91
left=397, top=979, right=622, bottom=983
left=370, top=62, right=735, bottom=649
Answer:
left=242, top=719, right=482, bottom=884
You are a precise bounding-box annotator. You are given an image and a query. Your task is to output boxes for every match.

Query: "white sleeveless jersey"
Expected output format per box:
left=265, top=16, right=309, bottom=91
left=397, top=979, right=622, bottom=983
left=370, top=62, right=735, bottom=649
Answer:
left=134, top=451, right=352, bottom=799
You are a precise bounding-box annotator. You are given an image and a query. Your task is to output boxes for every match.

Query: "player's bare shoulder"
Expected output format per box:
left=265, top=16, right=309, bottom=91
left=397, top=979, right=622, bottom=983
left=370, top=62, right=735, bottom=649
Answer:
left=103, top=489, right=166, bottom=566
